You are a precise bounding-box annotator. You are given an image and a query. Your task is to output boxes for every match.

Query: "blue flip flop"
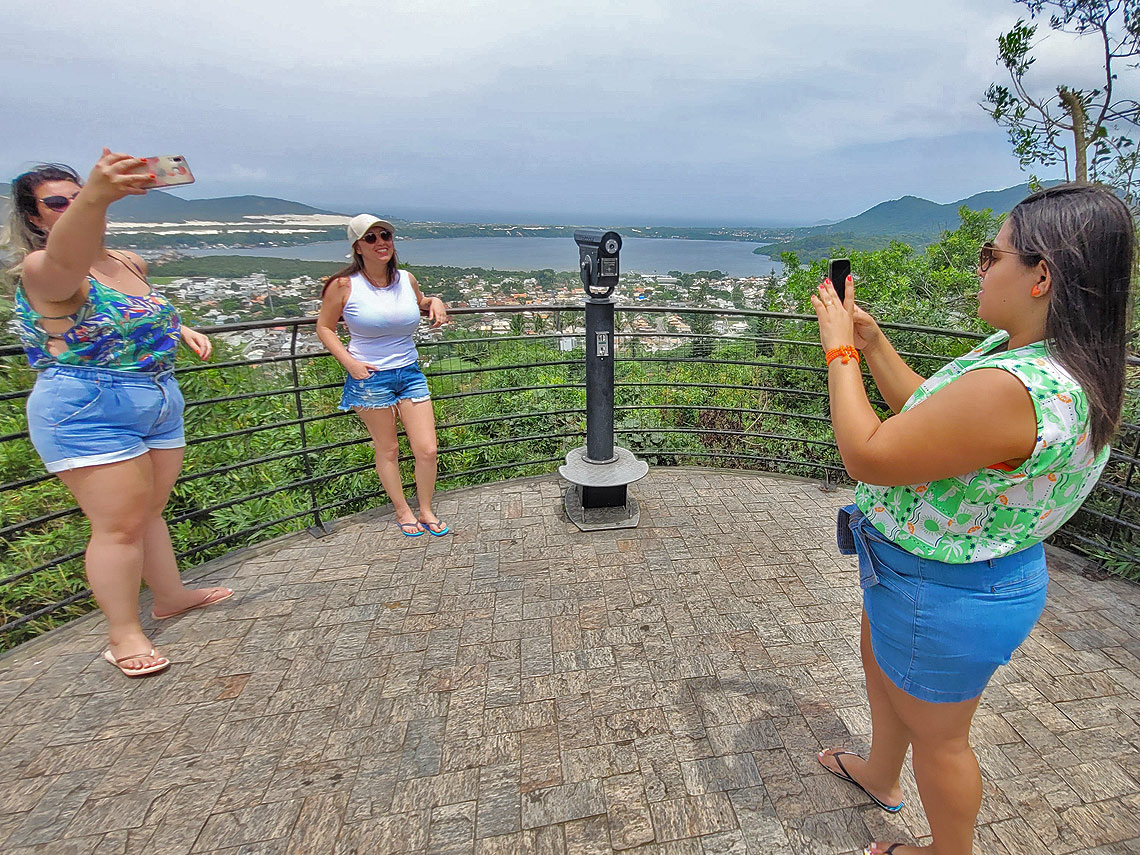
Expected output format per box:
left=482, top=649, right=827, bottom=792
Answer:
left=419, top=519, right=450, bottom=537
left=818, top=751, right=904, bottom=812
left=397, top=521, right=424, bottom=537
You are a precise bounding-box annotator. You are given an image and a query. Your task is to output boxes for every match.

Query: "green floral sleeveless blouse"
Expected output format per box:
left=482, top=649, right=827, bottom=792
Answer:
left=855, top=331, right=1108, bottom=563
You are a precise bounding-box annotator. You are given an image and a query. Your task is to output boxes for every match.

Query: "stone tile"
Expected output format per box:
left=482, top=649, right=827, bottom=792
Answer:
left=680, top=754, right=763, bottom=795
left=427, top=800, right=477, bottom=853
left=650, top=793, right=737, bottom=841
left=2, top=769, right=101, bottom=849
left=602, top=772, right=654, bottom=851
left=1, top=472, right=1139, bottom=855
left=62, top=789, right=165, bottom=838
left=334, top=809, right=429, bottom=853
left=191, top=799, right=304, bottom=851
left=521, top=780, right=607, bottom=829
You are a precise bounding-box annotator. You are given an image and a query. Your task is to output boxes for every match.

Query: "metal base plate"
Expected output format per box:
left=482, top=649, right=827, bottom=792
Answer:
left=558, top=445, right=649, bottom=488
left=563, top=485, right=641, bottom=531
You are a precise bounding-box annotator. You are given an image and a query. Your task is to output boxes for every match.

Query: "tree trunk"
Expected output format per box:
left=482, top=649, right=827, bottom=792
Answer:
left=1059, top=87, right=1089, bottom=183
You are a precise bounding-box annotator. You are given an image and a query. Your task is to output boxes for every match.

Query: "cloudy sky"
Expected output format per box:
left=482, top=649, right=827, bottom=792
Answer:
left=1, top=1, right=1119, bottom=225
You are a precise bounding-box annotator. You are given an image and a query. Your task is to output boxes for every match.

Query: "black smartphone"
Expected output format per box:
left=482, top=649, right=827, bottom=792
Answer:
left=828, top=258, right=851, bottom=301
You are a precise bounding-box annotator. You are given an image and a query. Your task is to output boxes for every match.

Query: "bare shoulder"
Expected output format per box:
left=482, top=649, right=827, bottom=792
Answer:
left=949, top=366, right=1031, bottom=400
left=915, top=366, right=1035, bottom=425
left=18, top=249, right=48, bottom=281
left=120, top=250, right=149, bottom=275
left=320, top=276, right=352, bottom=306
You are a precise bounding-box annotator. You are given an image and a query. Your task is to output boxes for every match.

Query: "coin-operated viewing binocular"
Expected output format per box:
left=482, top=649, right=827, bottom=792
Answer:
left=574, top=229, right=622, bottom=298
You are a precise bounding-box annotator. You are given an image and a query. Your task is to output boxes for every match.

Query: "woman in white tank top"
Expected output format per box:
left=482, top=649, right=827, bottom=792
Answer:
left=316, top=215, right=450, bottom=537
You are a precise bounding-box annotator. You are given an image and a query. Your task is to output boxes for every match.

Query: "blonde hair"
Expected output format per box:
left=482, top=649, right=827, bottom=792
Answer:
left=3, top=164, right=82, bottom=284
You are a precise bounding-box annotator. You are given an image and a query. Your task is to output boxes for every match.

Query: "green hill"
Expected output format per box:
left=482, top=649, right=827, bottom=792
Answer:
left=759, top=181, right=1064, bottom=260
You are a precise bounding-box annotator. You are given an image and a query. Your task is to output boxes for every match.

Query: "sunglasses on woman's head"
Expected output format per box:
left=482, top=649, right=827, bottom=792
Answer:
left=38, top=192, right=80, bottom=212
left=362, top=230, right=393, bottom=244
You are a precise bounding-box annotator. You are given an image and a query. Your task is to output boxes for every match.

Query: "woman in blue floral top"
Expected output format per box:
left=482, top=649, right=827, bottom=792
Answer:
left=7, top=152, right=233, bottom=678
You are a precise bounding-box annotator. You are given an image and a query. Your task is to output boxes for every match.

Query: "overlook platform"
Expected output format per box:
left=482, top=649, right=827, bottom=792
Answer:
left=1, top=469, right=1138, bottom=855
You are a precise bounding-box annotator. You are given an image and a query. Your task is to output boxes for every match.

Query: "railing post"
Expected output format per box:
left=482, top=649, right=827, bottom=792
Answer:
left=290, top=325, right=330, bottom=537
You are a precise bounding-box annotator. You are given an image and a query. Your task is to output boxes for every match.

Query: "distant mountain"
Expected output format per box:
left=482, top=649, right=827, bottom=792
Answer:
left=0, top=182, right=342, bottom=222
left=758, top=181, right=1065, bottom=259
left=808, top=182, right=1063, bottom=238
left=107, top=192, right=343, bottom=222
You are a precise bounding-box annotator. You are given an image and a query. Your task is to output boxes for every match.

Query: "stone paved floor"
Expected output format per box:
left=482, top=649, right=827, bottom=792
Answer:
left=1, top=468, right=1139, bottom=855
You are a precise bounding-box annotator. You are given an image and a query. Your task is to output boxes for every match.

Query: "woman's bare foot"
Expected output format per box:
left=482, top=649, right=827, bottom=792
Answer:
left=817, top=748, right=904, bottom=810
left=417, top=512, right=449, bottom=535
left=151, top=586, right=234, bottom=620
left=106, top=629, right=167, bottom=673
left=865, top=843, right=929, bottom=855
left=395, top=507, right=420, bottom=527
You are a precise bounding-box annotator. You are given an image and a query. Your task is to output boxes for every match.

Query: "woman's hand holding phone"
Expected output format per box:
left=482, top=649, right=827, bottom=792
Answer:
left=811, top=276, right=856, bottom=353
left=85, top=149, right=154, bottom=205
left=851, top=303, right=885, bottom=354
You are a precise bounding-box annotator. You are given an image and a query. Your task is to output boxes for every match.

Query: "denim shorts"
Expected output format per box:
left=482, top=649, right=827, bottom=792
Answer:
left=26, top=364, right=186, bottom=473
left=339, top=361, right=431, bottom=411
left=839, top=506, right=1048, bottom=703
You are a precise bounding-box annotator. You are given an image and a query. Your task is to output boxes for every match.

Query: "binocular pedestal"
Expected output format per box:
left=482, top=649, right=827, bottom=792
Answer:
left=559, top=290, right=648, bottom=531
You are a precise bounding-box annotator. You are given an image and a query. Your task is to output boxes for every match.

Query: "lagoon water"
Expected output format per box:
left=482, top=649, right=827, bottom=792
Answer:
left=189, top=236, right=783, bottom=277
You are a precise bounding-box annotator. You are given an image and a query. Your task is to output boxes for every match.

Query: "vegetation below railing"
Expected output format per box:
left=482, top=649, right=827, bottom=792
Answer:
left=2, top=210, right=1137, bottom=648
left=2, top=307, right=1136, bottom=650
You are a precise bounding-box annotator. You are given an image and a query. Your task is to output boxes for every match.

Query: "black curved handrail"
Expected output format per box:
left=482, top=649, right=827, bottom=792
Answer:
left=1, top=305, right=1136, bottom=646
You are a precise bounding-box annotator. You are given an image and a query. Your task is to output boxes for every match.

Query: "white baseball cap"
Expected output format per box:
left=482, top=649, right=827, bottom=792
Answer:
left=346, top=214, right=396, bottom=257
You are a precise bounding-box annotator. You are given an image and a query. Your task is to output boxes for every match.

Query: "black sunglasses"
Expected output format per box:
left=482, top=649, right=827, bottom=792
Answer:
left=39, top=192, right=81, bottom=212
left=978, top=241, right=1037, bottom=272
left=362, top=230, right=393, bottom=244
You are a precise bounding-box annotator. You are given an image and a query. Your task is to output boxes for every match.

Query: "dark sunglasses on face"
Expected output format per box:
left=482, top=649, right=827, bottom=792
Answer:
left=39, top=192, right=81, bottom=212
left=362, top=230, right=393, bottom=244
left=978, top=241, right=1036, bottom=272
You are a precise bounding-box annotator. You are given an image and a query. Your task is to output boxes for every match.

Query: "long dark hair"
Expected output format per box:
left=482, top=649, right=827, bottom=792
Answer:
left=1008, top=183, right=1136, bottom=451
left=3, top=164, right=82, bottom=273
left=321, top=238, right=399, bottom=296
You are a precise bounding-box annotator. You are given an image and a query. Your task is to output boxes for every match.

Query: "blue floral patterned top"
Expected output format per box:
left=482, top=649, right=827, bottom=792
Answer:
left=15, top=275, right=181, bottom=372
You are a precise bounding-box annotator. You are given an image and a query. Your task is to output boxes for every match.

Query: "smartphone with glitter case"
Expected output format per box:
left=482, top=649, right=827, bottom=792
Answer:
left=141, top=155, right=195, bottom=188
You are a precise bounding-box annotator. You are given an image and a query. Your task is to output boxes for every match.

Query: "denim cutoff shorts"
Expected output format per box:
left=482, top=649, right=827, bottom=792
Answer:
left=339, top=361, right=431, bottom=411
left=838, top=505, right=1048, bottom=704
left=26, top=364, right=186, bottom=473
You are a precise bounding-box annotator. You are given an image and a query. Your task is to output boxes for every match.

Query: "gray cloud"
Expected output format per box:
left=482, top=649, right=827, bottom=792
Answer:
left=2, top=0, right=1120, bottom=224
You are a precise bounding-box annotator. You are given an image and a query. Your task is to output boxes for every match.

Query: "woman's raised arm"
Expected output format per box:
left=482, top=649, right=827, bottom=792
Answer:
left=22, top=150, right=152, bottom=303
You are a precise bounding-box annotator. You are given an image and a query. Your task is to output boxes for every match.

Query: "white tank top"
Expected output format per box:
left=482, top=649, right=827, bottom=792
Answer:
left=342, top=270, right=420, bottom=370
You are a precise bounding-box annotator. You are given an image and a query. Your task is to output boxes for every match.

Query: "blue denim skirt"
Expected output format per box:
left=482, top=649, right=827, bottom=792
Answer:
left=839, top=505, right=1047, bottom=703
left=338, top=362, right=431, bottom=411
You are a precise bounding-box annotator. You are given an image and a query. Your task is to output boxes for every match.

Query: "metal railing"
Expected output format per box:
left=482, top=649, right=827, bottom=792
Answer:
left=1, top=306, right=1136, bottom=646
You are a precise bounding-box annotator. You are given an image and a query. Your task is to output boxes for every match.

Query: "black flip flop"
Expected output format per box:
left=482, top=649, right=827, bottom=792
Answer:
left=818, top=750, right=905, bottom=812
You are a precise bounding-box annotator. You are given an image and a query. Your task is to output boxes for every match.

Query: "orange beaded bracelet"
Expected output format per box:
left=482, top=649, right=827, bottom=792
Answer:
left=825, top=345, right=859, bottom=366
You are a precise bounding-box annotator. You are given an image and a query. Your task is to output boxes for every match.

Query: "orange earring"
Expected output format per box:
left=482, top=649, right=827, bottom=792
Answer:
left=1030, top=285, right=1042, bottom=297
